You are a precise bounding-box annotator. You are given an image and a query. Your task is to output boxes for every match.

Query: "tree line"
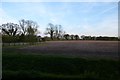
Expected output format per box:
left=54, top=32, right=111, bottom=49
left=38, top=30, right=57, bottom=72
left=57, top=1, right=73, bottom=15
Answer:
left=1, top=19, right=39, bottom=44
left=0, top=19, right=119, bottom=44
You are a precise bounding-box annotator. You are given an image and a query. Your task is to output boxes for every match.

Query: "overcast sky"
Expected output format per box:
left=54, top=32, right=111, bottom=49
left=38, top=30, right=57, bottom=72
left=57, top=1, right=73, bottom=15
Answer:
left=0, top=1, right=118, bottom=37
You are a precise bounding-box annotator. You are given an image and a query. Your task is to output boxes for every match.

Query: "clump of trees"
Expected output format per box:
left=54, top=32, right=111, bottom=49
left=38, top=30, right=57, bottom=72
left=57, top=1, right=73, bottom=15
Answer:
left=1, top=19, right=39, bottom=44
left=81, top=35, right=118, bottom=41
left=45, top=23, right=65, bottom=40
left=45, top=23, right=80, bottom=41
left=64, top=34, right=79, bottom=40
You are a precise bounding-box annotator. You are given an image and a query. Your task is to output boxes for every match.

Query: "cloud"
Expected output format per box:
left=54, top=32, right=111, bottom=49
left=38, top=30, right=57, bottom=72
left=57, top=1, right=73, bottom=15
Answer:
left=1, top=2, right=118, bottom=37
left=95, top=16, right=118, bottom=37
left=81, top=15, right=118, bottom=37
left=93, top=5, right=118, bottom=17
left=0, top=8, right=18, bottom=24
left=64, top=12, right=118, bottom=37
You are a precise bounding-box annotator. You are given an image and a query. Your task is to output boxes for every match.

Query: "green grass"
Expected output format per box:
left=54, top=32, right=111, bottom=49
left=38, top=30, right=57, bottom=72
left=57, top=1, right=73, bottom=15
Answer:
left=2, top=47, right=120, bottom=80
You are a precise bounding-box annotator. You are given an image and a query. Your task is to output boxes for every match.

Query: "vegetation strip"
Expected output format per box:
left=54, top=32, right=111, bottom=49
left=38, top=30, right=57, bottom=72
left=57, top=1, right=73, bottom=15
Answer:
left=3, top=48, right=119, bottom=80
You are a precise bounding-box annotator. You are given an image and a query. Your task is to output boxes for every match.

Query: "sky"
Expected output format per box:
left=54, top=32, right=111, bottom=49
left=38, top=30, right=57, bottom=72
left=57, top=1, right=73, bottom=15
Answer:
left=0, top=1, right=119, bottom=37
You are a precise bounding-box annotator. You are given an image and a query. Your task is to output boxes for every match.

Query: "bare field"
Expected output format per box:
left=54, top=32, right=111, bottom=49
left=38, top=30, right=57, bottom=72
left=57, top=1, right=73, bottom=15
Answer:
left=20, top=41, right=119, bottom=59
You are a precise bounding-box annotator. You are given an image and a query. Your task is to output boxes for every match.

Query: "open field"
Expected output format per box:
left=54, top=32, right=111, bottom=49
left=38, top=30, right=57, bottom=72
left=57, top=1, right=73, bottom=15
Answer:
left=19, top=41, right=119, bottom=60
left=2, top=41, right=119, bottom=80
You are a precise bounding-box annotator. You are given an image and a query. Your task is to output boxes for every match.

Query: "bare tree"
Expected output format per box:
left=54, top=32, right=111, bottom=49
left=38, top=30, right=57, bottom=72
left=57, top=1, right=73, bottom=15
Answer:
left=54, top=25, right=58, bottom=39
left=26, top=20, right=38, bottom=36
left=45, top=23, right=55, bottom=40
left=19, top=19, right=27, bottom=35
left=45, top=23, right=64, bottom=40
left=19, top=19, right=39, bottom=36
left=54, top=25, right=63, bottom=39
left=1, top=23, right=19, bottom=36
left=57, top=25, right=64, bottom=39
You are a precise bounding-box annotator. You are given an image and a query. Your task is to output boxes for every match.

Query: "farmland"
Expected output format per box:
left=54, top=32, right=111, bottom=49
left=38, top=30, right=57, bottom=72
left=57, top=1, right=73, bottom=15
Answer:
left=2, top=41, right=119, bottom=80
left=19, top=41, right=118, bottom=60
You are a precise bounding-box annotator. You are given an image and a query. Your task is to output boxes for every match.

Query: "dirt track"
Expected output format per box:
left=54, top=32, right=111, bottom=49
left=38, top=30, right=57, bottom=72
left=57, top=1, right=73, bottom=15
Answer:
left=20, top=41, right=119, bottom=59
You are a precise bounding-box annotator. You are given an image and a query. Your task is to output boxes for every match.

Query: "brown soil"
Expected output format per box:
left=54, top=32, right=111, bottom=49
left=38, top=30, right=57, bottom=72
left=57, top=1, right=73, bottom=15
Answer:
left=20, top=41, right=119, bottom=59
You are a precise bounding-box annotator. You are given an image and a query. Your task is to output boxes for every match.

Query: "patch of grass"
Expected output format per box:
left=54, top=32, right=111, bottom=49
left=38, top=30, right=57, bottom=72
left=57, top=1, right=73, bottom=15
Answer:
left=2, top=47, right=120, bottom=80
left=3, top=70, right=100, bottom=80
left=2, top=42, right=47, bottom=49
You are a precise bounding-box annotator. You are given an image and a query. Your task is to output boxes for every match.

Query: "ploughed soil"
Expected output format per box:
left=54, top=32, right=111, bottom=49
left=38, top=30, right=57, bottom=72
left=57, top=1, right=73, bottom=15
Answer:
left=20, top=40, right=119, bottom=59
